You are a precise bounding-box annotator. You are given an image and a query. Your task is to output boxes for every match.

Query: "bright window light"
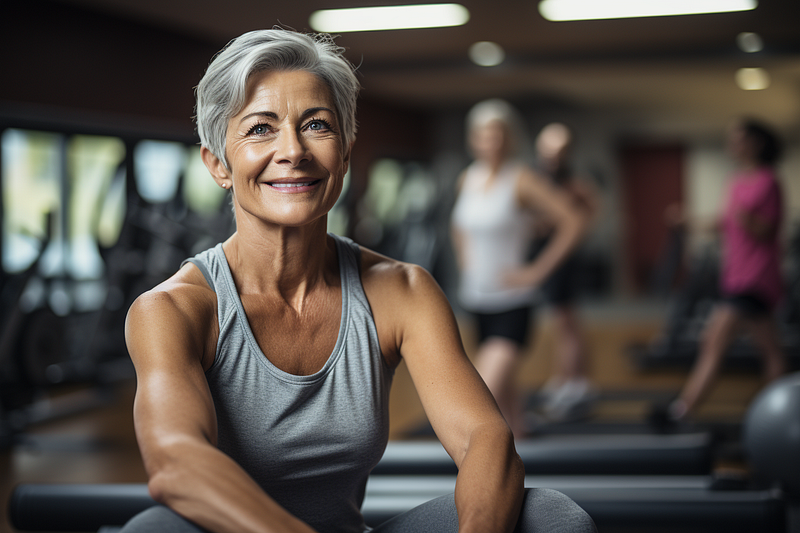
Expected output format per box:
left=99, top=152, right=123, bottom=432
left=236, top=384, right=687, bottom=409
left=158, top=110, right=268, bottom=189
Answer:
left=309, top=3, right=469, bottom=32
left=538, top=0, right=757, bottom=21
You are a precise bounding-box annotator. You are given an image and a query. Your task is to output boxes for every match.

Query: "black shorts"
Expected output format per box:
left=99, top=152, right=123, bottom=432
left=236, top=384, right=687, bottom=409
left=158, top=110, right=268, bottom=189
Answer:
left=722, top=292, right=771, bottom=319
left=541, top=255, right=578, bottom=305
left=474, top=306, right=532, bottom=346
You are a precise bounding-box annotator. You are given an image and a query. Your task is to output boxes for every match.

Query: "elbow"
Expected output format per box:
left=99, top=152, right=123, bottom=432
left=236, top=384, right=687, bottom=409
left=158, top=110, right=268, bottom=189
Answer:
left=556, top=205, right=589, bottom=244
left=146, top=459, right=195, bottom=508
left=142, top=441, right=195, bottom=507
left=510, top=449, right=525, bottom=486
left=490, top=422, right=524, bottom=481
left=147, top=471, right=169, bottom=505
left=502, top=431, right=525, bottom=483
left=575, top=208, right=591, bottom=238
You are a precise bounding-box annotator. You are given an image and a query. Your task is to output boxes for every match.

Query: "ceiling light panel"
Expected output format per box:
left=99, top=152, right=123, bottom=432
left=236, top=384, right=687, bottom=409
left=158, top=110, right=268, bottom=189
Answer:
left=309, top=4, right=470, bottom=33
left=538, top=0, right=757, bottom=21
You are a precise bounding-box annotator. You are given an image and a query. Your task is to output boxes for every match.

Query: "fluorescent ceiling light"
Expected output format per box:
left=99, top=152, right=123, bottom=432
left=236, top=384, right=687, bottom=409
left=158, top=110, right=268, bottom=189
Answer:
left=469, top=41, right=505, bottom=66
left=538, top=0, right=757, bottom=21
left=309, top=4, right=470, bottom=33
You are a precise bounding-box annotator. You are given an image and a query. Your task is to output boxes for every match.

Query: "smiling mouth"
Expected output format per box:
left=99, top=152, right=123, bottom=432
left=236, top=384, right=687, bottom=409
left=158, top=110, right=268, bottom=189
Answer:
left=268, top=180, right=321, bottom=188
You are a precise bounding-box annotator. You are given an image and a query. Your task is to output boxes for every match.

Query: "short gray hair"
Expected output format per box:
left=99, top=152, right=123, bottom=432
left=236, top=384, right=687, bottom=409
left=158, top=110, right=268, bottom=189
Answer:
left=195, top=28, right=360, bottom=169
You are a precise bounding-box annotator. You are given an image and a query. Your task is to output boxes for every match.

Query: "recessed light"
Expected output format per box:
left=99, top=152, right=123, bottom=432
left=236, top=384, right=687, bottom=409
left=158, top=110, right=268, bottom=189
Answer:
left=737, top=32, right=763, bottom=53
left=735, top=67, right=770, bottom=90
left=469, top=41, right=505, bottom=66
left=538, top=0, right=757, bottom=21
left=309, top=4, right=470, bottom=33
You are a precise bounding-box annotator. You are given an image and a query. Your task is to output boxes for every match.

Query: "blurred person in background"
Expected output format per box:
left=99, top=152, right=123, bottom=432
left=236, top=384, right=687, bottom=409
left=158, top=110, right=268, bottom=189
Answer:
left=451, top=100, right=588, bottom=436
left=530, top=123, right=601, bottom=422
left=653, top=118, right=787, bottom=427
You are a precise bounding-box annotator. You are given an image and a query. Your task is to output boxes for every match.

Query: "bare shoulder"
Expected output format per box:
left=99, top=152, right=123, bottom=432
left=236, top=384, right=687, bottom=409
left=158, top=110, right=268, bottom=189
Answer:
left=126, top=263, right=218, bottom=369
left=128, top=263, right=214, bottom=322
left=359, top=246, right=438, bottom=298
left=358, top=246, right=447, bottom=365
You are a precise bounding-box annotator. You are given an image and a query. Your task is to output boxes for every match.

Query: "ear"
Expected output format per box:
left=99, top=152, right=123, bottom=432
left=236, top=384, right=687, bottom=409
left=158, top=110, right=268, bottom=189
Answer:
left=342, top=140, right=354, bottom=175
left=201, top=146, right=232, bottom=189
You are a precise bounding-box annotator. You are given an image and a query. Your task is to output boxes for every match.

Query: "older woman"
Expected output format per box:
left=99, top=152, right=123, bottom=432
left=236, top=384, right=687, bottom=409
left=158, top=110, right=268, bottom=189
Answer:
left=121, top=29, right=596, bottom=533
left=450, top=101, right=588, bottom=435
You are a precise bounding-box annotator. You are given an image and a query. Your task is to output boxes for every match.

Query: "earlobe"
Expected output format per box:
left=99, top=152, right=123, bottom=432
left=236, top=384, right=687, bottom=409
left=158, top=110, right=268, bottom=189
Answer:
left=200, top=146, right=232, bottom=189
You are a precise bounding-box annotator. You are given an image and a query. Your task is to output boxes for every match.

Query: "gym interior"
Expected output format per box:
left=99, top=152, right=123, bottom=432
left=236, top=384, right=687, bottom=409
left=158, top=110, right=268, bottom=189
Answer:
left=2, top=1, right=800, bottom=532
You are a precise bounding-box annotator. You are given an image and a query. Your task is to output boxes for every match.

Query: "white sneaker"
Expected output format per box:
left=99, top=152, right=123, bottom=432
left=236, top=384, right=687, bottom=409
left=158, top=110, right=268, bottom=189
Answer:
left=542, top=378, right=596, bottom=422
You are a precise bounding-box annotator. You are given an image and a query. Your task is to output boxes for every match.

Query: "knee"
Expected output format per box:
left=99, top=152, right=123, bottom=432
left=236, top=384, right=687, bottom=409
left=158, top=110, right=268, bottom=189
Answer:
left=518, top=488, right=596, bottom=533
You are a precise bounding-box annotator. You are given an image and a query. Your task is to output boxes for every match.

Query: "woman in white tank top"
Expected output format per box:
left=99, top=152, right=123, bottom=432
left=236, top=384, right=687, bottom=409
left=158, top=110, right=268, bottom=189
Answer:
left=451, top=100, right=588, bottom=436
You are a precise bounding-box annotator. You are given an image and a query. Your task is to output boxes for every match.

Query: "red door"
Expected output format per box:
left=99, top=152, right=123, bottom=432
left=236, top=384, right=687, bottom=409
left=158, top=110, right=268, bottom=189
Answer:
left=619, top=143, right=685, bottom=293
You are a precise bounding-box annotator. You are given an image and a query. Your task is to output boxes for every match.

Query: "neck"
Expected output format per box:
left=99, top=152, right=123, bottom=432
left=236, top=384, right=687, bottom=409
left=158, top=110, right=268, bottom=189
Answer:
left=737, top=158, right=761, bottom=173
left=223, top=217, right=335, bottom=306
left=483, top=156, right=508, bottom=175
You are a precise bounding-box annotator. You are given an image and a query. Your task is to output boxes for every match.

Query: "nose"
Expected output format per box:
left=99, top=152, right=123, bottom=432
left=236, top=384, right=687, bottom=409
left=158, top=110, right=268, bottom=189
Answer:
left=275, top=129, right=311, bottom=166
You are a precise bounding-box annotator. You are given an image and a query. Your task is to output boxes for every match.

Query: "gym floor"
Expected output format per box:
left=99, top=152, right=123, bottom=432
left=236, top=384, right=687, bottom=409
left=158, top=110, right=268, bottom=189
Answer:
left=0, top=299, right=769, bottom=533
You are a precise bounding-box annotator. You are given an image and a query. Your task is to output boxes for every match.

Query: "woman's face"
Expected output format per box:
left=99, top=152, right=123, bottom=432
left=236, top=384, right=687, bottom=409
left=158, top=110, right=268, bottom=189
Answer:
left=220, top=69, right=350, bottom=228
left=726, top=123, right=757, bottom=165
left=469, top=119, right=510, bottom=164
left=536, top=124, right=570, bottom=170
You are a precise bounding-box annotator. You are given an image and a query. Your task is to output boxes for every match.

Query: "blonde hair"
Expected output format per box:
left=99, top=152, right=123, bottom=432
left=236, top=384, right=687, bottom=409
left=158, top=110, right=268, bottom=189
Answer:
left=465, top=99, right=526, bottom=155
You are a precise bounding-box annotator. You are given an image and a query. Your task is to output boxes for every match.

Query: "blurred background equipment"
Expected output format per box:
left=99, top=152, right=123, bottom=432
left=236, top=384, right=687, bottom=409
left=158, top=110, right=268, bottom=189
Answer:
left=0, top=129, right=234, bottom=447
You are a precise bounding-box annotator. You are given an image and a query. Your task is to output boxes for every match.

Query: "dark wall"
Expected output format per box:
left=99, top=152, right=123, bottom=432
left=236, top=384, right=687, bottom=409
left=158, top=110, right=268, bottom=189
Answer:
left=1, top=0, right=220, bottom=137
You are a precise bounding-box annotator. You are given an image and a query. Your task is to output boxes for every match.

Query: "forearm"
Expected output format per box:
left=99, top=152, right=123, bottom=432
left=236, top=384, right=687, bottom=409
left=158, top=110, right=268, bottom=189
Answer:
left=524, top=213, right=585, bottom=285
left=147, top=438, right=317, bottom=533
left=451, top=226, right=467, bottom=271
left=454, top=424, right=525, bottom=533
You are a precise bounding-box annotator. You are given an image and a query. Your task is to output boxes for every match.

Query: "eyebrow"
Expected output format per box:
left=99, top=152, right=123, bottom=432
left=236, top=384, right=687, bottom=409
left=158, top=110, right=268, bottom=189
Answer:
left=238, top=107, right=336, bottom=124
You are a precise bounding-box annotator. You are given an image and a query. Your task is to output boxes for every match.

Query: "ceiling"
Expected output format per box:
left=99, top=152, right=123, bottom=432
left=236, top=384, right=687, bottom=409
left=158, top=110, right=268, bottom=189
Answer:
left=52, top=0, right=800, bottom=140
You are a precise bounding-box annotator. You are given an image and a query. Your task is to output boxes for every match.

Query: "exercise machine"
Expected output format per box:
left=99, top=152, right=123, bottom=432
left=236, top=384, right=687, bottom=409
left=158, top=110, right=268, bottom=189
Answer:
left=10, top=371, right=800, bottom=532
left=9, top=474, right=787, bottom=533
left=374, top=432, right=713, bottom=476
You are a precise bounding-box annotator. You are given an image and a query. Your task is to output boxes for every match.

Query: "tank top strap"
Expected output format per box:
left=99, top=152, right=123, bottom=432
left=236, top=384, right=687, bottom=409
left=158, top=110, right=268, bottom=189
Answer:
left=331, top=233, right=362, bottom=298
left=181, top=255, right=215, bottom=292
left=181, top=243, right=241, bottom=329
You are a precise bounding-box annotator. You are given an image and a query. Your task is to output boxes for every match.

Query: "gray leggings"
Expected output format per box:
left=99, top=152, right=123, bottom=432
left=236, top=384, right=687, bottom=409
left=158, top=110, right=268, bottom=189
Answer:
left=119, top=488, right=596, bottom=533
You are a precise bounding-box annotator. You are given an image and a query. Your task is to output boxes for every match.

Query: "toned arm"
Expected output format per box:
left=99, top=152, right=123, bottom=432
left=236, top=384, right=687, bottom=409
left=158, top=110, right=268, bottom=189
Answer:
left=363, top=253, right=525, bottom=533
left=450, top=170, right=469, bottom=271
left=125, top=268, right=317, bottom=533
left=508, top=168, right=588, bottom=287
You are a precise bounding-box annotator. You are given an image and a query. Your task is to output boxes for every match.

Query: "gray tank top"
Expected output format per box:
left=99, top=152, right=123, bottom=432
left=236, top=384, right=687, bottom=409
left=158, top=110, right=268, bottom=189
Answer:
left=183, top=234, right=394, bottom=533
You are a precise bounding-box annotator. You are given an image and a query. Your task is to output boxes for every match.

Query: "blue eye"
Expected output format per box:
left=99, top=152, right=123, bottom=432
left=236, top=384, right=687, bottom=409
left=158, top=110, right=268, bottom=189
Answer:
left=308, top=119, right=332, bottom=131
left=248, top=124, right=270, bottom=135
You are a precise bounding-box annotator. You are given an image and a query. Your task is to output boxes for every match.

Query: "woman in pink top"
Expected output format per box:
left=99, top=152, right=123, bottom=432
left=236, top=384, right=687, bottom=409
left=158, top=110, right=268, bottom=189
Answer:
left=665, top=119, right=787, bottom=423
